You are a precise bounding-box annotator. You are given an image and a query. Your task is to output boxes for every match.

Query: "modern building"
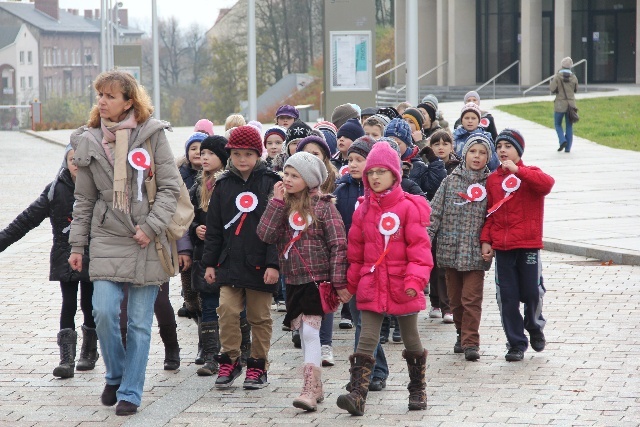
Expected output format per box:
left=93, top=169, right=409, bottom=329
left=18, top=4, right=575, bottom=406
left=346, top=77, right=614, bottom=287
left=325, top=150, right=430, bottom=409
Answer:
left=394, top=0, right=639, bottom=87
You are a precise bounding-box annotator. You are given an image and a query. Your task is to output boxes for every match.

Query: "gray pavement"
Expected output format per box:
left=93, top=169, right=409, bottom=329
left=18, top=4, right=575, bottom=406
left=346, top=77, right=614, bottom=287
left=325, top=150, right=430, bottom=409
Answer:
left=0, top=87, right=638, bottom=426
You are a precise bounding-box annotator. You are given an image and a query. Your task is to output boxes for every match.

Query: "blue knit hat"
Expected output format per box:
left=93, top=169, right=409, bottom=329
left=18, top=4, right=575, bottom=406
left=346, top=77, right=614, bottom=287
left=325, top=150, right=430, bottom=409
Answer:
left=185, top=132, right=208, bottom=159
left=384, top=118, right=413, bottom=148
left=336, top=118, right=365, bottom=142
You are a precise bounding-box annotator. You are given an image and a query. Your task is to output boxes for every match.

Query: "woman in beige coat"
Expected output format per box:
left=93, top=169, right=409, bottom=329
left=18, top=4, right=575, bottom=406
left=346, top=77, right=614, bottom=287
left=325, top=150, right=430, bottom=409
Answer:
left=549, top=56, right=579, bottom=153
left=68, top=71, right=180, bottom=416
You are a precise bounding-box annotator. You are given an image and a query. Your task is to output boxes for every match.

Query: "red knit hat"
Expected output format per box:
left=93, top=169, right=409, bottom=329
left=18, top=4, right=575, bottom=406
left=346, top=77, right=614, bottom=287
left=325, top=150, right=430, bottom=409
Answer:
left=225, top=125, right=263, bottom=156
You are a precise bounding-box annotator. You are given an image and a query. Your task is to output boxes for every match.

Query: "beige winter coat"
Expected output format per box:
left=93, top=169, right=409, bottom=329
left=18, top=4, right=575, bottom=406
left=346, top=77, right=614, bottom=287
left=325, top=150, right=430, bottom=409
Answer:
left=69, top=118, right=180, bottom=286
left=549, top=71, right=578, bottom=113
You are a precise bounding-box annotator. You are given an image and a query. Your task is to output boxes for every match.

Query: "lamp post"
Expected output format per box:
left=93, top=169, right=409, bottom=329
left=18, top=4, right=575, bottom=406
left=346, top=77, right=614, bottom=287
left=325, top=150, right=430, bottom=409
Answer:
left=152, top=0, right=160, bottom=119
left=247, top=0, right=257, bottom=121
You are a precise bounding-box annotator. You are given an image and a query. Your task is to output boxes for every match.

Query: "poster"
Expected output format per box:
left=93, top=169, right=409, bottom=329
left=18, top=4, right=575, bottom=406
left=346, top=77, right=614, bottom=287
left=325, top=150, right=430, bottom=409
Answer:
left=330, top=31, right=372, bottom=91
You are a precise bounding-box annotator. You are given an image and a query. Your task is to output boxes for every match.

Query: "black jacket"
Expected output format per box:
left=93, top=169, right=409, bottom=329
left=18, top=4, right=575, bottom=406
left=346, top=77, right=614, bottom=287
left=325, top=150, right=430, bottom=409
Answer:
left=0, top=169, right=89, bottom=282
left=201, top=161, right=281, bottom=293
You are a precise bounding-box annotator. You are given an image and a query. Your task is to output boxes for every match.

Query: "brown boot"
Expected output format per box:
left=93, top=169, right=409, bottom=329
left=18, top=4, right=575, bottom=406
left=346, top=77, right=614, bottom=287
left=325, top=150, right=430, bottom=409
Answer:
left=292, top=364, right=318, bottom=411
left=403, top=349, right=428, bottom=410
left=336, top=353, right=375, bottom=416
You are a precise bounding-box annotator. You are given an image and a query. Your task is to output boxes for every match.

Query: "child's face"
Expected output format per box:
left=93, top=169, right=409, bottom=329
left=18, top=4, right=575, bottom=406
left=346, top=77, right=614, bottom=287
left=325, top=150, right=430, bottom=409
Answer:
left=287, top=141, right=298, bottom=156
left=430, top=138, right=453, bottom=161
left=276, top=116, right=294, bottom=129
left=347, top=152, right=367, bottom=179
left=337, top=136, right=353, bottom=156
left=465, top=144, right=488, bottom=171
left=496, top=141, right=521, bottom=164
left=283, top=166, right=307, bottom=195
left=66, top=149, right=78, bottom=179
left=188, top=142, right=202, bottom=169
left=461, top=112, right=479, bottom=131
left=363, top=124, right=382, bottom=140
left=393, top=136, right=408, bottom=156
left=301, top=142, right=326, bottom=161
left=466, top=96, right=479, bottom=106
left=417, top=107, right=431, bottom=128
left=366, top=168, right=395, bottom=193
left=230, top=149, right=259, bottom=175
left=265, top=135, right=284, bottom=158
left=405, top=118, right=419, bottom=132
left=200, top=149, right=223, bottom=172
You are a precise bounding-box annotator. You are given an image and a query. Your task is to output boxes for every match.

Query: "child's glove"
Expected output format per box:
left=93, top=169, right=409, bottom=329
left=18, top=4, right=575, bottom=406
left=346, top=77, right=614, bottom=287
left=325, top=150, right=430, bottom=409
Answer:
left=419, top=146, right=439, bottom=163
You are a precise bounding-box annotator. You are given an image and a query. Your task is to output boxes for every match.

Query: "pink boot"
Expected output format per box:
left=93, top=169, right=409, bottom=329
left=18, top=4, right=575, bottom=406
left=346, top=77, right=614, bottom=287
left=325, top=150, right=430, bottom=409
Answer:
left=293, top=364, right=319, bottom=411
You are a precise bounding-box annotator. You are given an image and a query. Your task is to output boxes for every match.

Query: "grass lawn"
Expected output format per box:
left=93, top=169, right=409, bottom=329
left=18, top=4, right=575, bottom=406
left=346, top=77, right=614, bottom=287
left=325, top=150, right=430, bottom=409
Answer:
left=495, top=95, right=640, bottom=152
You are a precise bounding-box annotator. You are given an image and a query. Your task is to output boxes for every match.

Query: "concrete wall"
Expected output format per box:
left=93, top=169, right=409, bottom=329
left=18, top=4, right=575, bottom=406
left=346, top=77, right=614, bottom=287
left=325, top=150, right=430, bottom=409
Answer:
left=447, top=0, right=476, bottom=85
left=521, top=0, right=542, bottom=85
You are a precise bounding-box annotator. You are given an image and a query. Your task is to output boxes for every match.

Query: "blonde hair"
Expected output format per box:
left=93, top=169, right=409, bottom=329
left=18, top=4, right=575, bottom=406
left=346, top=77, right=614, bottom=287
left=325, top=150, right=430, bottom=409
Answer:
left=199, top=169, right=221, bottom=212
left=225, top=114, right=246, bottom=131
left=396, top=101, right=412, bottom=114
left=321, top=157, right=337, bottom=194
left=87, top=70, right=153, bottom=128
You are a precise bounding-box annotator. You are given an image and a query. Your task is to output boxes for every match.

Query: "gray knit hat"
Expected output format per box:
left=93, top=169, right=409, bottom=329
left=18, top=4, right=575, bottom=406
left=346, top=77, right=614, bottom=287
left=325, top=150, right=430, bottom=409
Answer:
left=462, top=133, right=493, bottom=165
left=284, top=152, right=328, bottom=190
left=331, top=104, right=359, bottom=129
left=561, top=57, right=573, bottom=69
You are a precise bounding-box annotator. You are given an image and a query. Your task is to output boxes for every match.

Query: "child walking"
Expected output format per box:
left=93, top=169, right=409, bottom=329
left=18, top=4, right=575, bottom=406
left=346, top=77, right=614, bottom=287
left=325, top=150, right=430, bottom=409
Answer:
left=453, top=103, right=499, bottom=171
left=337, top=142, right=433, bottom=415
left=0, top=145, right=96, bottom=378
left=428, top=135, right=493, bottom=361
left=257, top=152, right=348, bottom=412
left=202, top=125, right=281, bottom=388
left=480, top=129, right=555, bottom=362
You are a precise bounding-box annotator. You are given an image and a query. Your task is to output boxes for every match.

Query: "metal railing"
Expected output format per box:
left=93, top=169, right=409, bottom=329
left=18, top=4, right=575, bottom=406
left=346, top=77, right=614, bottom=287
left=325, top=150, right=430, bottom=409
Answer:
left=476, top=60, right=520, bottom=99
left=375, top=59, right=391, bottom=70
left=376, top=61, right=406, bottom=80
left=522, top=59, right=588, bottom=96
left=394, top=61, right=449, bottom=103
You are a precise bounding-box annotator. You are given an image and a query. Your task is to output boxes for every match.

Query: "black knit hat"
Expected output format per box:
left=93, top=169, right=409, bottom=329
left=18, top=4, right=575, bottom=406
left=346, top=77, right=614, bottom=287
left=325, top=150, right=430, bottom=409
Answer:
left=402, top=107, right=424, bottom=130
left=201, top=135, right=229, bottom=165
left=286, top=120, right=313, bottom=144
left=417, top=103, right=436, bottom=123
left=496, top=128, right=526, bottom=157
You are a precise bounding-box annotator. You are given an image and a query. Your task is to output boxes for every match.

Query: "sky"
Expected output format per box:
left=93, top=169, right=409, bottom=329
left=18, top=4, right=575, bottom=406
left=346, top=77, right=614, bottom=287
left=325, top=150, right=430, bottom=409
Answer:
left=56, top=0, right=238, bottom=32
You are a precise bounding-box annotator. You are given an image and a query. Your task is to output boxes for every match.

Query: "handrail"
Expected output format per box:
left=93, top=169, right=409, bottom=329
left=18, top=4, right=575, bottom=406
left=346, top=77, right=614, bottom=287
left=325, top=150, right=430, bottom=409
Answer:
left=522, top=59, right=588, bottom=96
left=394, top=61, right=449, bottom=103
left=376, top=61, right=406, bottom=80
left=476, top=60, right=520, bottom=99
left=376, top=59, right=391, bottom=69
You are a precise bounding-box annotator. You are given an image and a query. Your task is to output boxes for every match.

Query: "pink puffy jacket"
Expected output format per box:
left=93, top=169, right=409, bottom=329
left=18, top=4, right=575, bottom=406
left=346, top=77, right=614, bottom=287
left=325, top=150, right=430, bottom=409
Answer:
left=347, top=184, right=433, bottom=316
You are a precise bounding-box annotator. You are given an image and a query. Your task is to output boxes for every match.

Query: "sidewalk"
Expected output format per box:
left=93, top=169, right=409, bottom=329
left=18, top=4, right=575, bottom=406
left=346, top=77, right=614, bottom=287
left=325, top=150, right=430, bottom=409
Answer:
left=24, top=85, right=640, bottom=265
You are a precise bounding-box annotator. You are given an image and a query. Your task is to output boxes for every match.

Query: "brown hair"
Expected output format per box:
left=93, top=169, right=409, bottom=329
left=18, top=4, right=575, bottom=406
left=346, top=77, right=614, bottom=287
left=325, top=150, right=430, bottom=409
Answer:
left=320, top=156, right=338, bottom=194
left=363, top=116, right=385, bottom=132
left=429, top=129, right=453, bottom=145
left=87, top=70, right=153, bottom=128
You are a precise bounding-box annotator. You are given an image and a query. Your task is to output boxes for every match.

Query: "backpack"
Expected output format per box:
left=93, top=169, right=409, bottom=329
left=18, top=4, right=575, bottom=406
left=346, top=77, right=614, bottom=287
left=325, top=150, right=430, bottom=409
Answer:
left=145, top=140, right=195, bottom=276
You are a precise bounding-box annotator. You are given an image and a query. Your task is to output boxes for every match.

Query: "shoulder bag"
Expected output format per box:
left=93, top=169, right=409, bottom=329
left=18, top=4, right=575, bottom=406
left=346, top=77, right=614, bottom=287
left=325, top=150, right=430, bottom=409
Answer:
left=560, top=81, right=579, bottom=123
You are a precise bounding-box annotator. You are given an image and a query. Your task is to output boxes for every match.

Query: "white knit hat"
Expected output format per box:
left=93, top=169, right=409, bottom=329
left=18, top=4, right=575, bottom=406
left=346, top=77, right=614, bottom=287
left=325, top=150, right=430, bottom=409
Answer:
left=284, top=152, right=328, bottom=190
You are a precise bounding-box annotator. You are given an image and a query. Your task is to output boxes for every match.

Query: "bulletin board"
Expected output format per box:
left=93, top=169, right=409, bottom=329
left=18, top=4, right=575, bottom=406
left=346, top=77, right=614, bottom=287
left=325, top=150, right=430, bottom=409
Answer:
left=330, top=31, right=372, bottom=91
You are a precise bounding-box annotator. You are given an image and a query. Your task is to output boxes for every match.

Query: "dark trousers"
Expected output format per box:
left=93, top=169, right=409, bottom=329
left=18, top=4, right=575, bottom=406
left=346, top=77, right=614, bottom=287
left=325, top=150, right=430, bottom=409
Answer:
left=494, top=249, right=546, bottom=352
left=60, top=280, right=95, bottom=330
left=429, top=239, right=450, bottom=312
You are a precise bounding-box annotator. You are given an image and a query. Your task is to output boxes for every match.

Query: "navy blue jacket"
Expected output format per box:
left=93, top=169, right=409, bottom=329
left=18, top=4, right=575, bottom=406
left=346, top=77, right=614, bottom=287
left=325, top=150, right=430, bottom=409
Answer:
left=333, top=174, right=364, bottom=235
left=406, top=155, right=447, bottom=201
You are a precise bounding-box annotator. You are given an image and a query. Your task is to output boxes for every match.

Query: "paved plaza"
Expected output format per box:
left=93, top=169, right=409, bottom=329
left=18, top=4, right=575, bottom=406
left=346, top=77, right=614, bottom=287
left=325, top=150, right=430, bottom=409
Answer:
left=0, top=88, right=639, bottom=426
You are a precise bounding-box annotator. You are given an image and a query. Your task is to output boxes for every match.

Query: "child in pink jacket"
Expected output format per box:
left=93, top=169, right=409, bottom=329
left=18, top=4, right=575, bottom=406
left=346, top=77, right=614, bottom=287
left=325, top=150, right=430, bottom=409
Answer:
left=336, top=142, right=433, bottom=416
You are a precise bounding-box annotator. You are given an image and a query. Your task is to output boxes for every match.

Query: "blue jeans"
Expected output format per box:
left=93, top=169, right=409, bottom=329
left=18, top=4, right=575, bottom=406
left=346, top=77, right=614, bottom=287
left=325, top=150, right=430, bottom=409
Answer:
left=92, top=281, right=159, bottom=406
left=554, top=111, right=573, bottom=152
left=320, top=312, right=333, bottom=346
left=348, top=298, right=389, bottom=380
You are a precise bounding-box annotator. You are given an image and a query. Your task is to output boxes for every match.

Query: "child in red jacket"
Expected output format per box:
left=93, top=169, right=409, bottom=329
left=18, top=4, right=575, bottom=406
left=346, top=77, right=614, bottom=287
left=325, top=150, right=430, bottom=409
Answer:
left=337, top=142, right=433, bottom=415
left=480, top=128, right=555, bottom=362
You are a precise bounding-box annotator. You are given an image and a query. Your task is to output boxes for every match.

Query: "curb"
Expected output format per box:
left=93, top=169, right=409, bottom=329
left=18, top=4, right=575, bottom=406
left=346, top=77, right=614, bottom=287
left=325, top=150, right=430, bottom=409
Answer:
left=22, top=129, right=68, bottom=147
left=543, top=238, right=640, bottom=266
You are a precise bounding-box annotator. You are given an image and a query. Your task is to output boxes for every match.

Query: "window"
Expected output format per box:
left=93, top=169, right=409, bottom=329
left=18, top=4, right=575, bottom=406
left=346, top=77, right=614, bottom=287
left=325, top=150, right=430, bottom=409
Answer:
left=19, top=51, right=24, bottom=64
left=63, top=49, right=68, bottom=65
left=28, top=76, right=33, bottom=88
left=27, top=51, right=32, bottom=64
left=20, top=76, right=25, bottom=89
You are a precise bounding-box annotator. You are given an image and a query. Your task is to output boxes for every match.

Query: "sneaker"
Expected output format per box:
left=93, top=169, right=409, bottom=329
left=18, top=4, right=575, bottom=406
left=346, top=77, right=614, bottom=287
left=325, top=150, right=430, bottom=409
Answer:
left=464, top=346, right=480, bottom=361
left=292, top=330, right=301, bottom=349
left=243, top=358, right=268, bottom=389
left=270, top=302, right=277, bottom=311
left=392, top=327, right=402, bottom=343
left=429, top=307, right=442, bottom=318
left=379, top=334, right=388, bottom=344
left=505, top=348, right=524, bottom=362
left=214, top=354, right=243, bottom=388
left=453, top=334, right=463, bottom=354
left=368, top=376, right=387, bottom=391
left=321, top=345, right=334, bottom=366
left=277, top=302, right=287, bottom=312
left=529, top=330, right=546, bottom=352
left=339, top=319, right=353, bottom=329
left=443, top=312, right=454, bottom=324
left=282, top=324, right=292, bottom=331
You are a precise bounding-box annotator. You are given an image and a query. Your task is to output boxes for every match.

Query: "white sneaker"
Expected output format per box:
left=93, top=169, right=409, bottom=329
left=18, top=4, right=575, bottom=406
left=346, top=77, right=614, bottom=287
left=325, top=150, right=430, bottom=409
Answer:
left=321, top=345, right=334, bottom=366
left=277, top=302, right=287, bottom=312
left=429, top=307, right=442, bottom=318
left=443, top=312, right=454, bottom=324
left=270, top=302, right=277, bottom=311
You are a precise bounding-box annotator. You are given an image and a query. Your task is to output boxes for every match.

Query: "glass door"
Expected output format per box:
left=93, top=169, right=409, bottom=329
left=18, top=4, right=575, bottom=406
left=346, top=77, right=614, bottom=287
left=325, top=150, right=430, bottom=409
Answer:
left=590, top=13, right=616, bottom=82
left=616, top=10, right=636, bottom=82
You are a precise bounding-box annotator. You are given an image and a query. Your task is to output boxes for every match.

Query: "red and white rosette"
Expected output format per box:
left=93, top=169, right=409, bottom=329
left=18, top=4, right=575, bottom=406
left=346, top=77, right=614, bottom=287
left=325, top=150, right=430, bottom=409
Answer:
left=371, top=212, right=400, bottom=272
left=128, top=148, right=151, bottom=201
left=224, top=192, right=258, bottom=235
left=455, top=183, right=487, bottom=205
left=480, top=117, right=490, bottom=128
left=487, top=174, right=521, bottom=217
left=339, top=165, right=349, bottom=177
left=283, top=211, right=313, bottom=259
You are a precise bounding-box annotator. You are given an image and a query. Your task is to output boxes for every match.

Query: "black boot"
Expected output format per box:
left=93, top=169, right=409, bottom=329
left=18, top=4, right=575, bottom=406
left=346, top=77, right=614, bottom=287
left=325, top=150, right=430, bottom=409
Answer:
left=159, top=323, right=180, bottom=370
left=195, top=316, right=205, bottom=365
left=240, top=317, right=251, bottom=366
left=403, top=349, right=428, bottom=410
left=380, top=316, right=390, bottom=344
left=76, top=325, right=99, bottom=371
left=454, top=329, right=463, bottom=354
left=53, top=329, right=77, bottom=378
left=197, top=321, right=220, bottom=376
left=336, top=353, right=375, bottom=416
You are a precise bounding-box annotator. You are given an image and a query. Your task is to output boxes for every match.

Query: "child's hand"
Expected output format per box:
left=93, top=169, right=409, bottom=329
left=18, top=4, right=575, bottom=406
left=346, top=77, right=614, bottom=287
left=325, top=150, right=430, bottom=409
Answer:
left=481, top=242, right=494, bottom=261
left=69, top=253, right=83, bottom=272
left=196, top=225, right=206, bottom=241
left=179, top=254, right=192, bottom=271
left=501, top=160, right=519, bottom=173
left=263, top=267, right=279, bottom=284
left=337, top=288, right=352, bottom=303
left=412, top=130, right=423, bottom=142
left=273, top=181, right=285, bottom=200
left=406, top=288, right=417, bottom=297
left=204, top=267, right=216, bottom=284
